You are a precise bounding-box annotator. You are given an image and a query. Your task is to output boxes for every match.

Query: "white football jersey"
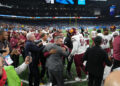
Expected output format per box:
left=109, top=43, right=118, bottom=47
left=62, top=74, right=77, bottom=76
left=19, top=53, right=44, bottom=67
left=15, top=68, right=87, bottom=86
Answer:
left=91, top=31, right=97, bottom=38
left=98, top=34, right=112, bottom=49
left=70, top=34, right=87, bottom=55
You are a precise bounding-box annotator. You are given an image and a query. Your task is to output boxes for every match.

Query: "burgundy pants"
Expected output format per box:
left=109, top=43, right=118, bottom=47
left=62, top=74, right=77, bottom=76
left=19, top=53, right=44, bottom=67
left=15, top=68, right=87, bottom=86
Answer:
left=74, top=54, right=87, bottom=78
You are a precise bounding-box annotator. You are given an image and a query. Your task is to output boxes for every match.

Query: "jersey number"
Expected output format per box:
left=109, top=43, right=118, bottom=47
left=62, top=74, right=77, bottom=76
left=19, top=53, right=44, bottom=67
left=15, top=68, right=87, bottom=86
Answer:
left=80, top=39, right=85, bottom=46
left=102, top=39, right=108, bottom=45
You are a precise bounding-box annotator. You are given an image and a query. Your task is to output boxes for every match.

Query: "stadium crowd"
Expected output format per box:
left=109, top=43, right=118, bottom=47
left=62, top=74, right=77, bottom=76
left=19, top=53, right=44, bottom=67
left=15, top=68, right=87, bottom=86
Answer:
left=0, top=22, right=120, bottom=86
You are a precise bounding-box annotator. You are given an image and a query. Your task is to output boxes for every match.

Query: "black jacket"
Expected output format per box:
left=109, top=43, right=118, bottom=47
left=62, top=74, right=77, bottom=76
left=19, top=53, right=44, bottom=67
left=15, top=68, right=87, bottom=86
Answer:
left=25, top=40, right=44, bottom=65
left=64, top=35, right=73, bottom=50
left=83, top=46, right=112, bottom=77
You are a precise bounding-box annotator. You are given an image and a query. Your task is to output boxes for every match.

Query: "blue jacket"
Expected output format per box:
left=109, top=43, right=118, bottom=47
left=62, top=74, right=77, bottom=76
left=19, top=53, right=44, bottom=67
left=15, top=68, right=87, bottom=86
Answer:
left=25, top=40, right=44, bottom=66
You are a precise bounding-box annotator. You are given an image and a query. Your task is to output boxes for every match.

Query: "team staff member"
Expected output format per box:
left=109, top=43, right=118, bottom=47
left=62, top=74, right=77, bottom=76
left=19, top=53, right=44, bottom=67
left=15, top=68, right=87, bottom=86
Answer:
left=25, top=32, right=44, bottom=86
left=43, top=36, right=69, bottom=86
left=83, top=36, right=112, bottom=86
left=64, top=31, right=73, bottom=78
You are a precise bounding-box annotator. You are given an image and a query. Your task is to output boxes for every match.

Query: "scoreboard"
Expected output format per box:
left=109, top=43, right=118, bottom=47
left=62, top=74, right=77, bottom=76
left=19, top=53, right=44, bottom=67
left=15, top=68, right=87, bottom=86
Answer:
left=45, top=0, right=86, bottom=5
left=78, top=0, right=86, bottom=5
left=56, top=0, right=74, bottom=4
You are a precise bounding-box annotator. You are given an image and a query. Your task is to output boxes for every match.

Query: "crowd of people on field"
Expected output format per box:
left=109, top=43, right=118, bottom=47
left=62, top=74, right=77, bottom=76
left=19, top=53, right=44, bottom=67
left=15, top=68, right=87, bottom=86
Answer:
left=0, top=22, right=120, bottom=86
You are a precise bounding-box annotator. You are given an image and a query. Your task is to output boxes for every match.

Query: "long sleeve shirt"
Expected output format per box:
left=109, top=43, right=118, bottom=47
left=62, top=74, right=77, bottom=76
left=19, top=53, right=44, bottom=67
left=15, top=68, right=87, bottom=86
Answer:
left=70, top=34, right=87, bottom=56
left=113, top=36, right=120, bottom=61
left=15, top=62, right=28, bottom=74
left=25, top=40, right=44, bottom=65
left=43, top=43, right=69, bottom=71
left=83, top=46, right=112, bottom=77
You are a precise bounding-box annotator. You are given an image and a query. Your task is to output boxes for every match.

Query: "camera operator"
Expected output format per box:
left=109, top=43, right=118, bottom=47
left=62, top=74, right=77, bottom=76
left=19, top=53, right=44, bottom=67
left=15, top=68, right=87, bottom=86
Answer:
left=25, top=32, right=44, bottom=86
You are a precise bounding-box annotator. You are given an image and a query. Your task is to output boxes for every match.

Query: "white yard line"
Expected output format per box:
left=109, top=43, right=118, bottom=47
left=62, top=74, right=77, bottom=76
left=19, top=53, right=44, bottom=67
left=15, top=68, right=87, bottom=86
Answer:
left=21, top=79, right=87, bottom=86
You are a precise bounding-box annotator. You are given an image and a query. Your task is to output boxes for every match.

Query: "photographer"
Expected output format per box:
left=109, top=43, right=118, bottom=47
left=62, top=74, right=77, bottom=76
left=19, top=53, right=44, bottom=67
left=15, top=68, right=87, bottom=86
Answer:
left=25, top=32, right=44, bottom=86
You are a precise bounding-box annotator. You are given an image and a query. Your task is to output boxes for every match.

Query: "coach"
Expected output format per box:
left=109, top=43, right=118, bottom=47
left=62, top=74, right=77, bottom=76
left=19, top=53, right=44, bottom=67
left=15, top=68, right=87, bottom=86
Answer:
left=25, top=32, right=44, bottom=86
left=43, top=36, right=69, bottom=86
left=83, top=36, right=112, bottom=86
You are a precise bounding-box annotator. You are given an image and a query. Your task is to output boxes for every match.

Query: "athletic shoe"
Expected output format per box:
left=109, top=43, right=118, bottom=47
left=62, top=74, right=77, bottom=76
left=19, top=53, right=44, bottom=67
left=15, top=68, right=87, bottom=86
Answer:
left=75, top=77, right=81, bottom=81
